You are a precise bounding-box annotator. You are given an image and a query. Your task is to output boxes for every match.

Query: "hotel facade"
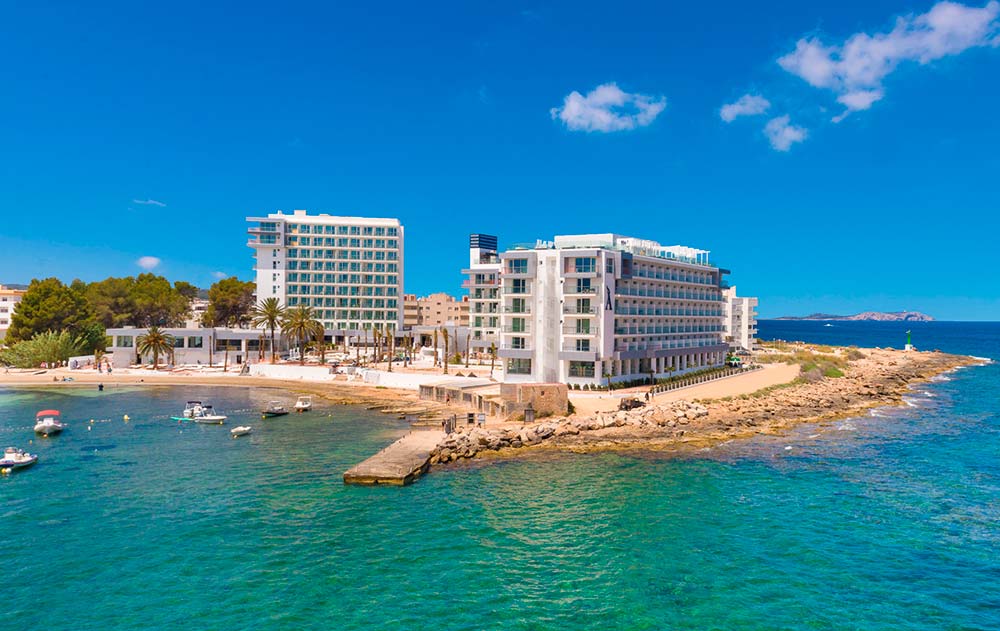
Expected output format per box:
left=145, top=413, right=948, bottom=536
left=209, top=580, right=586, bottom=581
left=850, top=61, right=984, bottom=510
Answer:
left=497, top=234, right=730, bottom=386
left=462, top=234, right=502, bottom=355
left=722, top=286, right=759, bottom=352
left=247, top=210, right=403, bottom=334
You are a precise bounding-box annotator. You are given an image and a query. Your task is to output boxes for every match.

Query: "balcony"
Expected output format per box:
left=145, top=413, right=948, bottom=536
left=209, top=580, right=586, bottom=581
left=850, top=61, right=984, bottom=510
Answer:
left=563, top=305, right=597, bottom=314
left=504, top=283, right=533, bottom=295
left=501, top=325, right=530, bottom=333
left=563, top=324, right=596, bottom=336
left=248, top=227, right=280, bottom=235
left=563, top=286, right=597, bottom=296
left=503, top=305, right=531, bottom=314
left=461, top=278, right=499, bottom=289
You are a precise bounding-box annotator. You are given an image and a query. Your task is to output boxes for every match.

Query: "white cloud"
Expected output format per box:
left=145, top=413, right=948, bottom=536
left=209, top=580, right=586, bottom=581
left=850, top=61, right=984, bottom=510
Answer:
left=137, top=256, right=161, bottom=270
left=550, top=83, right=667, bottom=132
left=720, top=94, right=771, bottom=122
left=779, top=1, right=1000, bottom=121
left=764, top=115, right=808, bottom=151
left=132, top=198, right=166, bottom=207
left=212, top=271, right=227, bottom=279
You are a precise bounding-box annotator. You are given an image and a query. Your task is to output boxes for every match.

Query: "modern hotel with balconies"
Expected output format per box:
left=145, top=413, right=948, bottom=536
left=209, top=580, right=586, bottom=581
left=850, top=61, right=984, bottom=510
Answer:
left=246, top=210, right=403, bottom=334
left=461, top=233, right=501, bottom=356
left=497, top=234, right=729, bottom=386
left=723, top=285, right=759, bottom=352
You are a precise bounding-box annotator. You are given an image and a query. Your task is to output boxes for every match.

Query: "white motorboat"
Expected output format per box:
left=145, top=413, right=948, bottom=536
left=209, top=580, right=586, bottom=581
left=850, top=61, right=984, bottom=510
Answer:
left=193, top=404, right=227, bottom=424
left=293, top=396, right=312, bottom=413
left=230, top=426, right=253, bottom=438
left=34, top=409, right=65, bottom=436
left=172, top=401, right=227, bottom=424
left=1, top=447, right=38, bottom=472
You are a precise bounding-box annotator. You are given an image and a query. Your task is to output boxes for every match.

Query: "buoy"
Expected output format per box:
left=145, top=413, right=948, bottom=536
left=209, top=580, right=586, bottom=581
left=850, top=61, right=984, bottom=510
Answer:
left=1, top=468, right=10, bottom=475
left=87, top=426, right=92, bottom=431
left=123, top=414, right=130, bottom=422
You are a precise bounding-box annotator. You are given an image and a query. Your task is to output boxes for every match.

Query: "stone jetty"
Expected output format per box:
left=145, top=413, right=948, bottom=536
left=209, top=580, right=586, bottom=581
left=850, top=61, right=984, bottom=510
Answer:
left=343, top=429, right=444, bottom=486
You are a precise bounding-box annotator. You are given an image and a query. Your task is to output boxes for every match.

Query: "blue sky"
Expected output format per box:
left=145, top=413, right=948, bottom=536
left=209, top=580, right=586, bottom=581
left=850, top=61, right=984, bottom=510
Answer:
left=1, top=1, right=998, bottom=319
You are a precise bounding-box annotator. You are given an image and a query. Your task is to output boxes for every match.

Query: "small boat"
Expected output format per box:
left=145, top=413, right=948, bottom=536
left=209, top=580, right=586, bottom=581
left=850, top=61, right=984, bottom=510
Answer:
left=261, top=401, right=289, bottom=418
left=230, top=426, right=253, bottom=438
left=1, top=447, right=38, bottom=472
left=293, top=396, right=312, bottom=413
left=171, top=401, right=227, bottom=424
left=193, top=404, right=227, bottom=424
left=34, top=410, right=65, bottom=436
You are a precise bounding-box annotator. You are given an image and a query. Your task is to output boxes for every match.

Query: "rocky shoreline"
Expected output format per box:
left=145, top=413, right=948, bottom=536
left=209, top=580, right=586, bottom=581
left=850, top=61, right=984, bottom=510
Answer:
left=429, top=347, right=984, bottom=467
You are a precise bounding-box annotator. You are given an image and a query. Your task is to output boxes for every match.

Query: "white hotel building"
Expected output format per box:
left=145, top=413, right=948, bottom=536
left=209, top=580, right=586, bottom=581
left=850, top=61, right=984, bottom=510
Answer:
left=461, top=234, right=501, bottom=355
left=247, top=210, right=403, bottom=334
left=497, top=234, right=729, bottom=386
left=722, top=286, right=759, bottom=352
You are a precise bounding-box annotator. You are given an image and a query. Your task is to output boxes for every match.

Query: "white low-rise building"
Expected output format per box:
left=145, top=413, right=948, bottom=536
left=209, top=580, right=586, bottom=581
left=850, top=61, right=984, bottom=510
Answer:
left=497, top=234, right=729, bottom=386
left=106, top=327, right=282, bottom=368
left=722, top=286, right=758, bottom=351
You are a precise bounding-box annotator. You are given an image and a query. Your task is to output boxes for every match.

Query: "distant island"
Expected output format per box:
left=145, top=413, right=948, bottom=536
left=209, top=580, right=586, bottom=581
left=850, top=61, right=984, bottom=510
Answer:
left=775, top=311, right=934, bottom=322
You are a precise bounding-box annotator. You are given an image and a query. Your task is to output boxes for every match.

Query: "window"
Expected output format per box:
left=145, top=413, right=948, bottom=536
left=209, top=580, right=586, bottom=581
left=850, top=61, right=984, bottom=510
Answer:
left=187, top=337, right=203, bottom=348
left=511, top=317, right=526, bottom=333
left=511, top=278, right=527, bottom=294
left=575, top=320, right=591, bottom=334
left=574, top=257, right=596, bottom=273
left=506, top=358, right=532, bottom=374
left=575, top=339, right=590, bottom=352
left=507, top=258, right=528, bottom=274
left=172, top=336, right=185, bottom=348
left=569, top=361, right=595, bottom=378
left=576, top=298, right=591, bottom=313
left=606, top=258, right=615, bottom=274
left=116, top=335, right=134, bottom=348
left=511, top=337, right=525, bottom=349
left=575, top=279, right=593, bottom=293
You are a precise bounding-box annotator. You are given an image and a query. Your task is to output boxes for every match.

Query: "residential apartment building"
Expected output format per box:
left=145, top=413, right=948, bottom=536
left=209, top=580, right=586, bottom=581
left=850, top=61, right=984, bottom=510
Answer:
left=497, top=234, right=729, bottom=386
left=461, top=234, right=501, bottom=355
left=722, top=286, right=759, bottom=351
left=403, top=293, right=469, bottom=328
left=247, top=210, right=403, bottom=334
left=0, top=285, right=26, bottom=340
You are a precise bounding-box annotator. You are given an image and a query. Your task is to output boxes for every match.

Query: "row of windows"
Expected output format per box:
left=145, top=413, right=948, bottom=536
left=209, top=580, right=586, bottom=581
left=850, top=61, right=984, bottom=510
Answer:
left=285, top=286, right=399, bottom=297
left=285, top=224, right=398, bottom=237
left=287, top=274, right=398, bottom=285
left=286, top=249, right=399, bottom=261
left=286, top=237, right=399, bottom=249
left=287, top=262, right=398, bottom=273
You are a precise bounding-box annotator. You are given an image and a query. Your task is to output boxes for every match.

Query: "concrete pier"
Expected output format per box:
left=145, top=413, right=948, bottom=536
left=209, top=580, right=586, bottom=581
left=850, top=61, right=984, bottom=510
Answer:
left=343, top=430, right=444, bottom=486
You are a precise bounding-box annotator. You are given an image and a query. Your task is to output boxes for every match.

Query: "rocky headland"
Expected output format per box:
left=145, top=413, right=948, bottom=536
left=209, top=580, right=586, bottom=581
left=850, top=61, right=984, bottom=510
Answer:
left=429, top=346, right=983, bottom=467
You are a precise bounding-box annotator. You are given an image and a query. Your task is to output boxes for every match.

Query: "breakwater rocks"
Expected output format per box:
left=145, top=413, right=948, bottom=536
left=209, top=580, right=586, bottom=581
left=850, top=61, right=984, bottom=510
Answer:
left=429, top=349, right=981, bottom=467
left=429, top=400, right=709, bottom=464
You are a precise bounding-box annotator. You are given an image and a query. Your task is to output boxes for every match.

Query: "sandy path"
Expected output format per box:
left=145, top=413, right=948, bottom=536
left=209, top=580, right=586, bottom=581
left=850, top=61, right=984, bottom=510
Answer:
left=568, top=363, right=801, bottom=416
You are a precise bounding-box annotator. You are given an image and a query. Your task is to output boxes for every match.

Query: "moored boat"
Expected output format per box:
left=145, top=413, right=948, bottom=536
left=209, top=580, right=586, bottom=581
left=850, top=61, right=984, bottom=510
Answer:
left=34, top=410, right=65, bottom=436
left=230, top=426, right=253, bottom=438
left=293, top=396, right=312, bottom=413
left=1, top=447, right=38, bottom=472
left=171, top=401, right=227, bottom=424
left=262, top=401, right=289, bottom=418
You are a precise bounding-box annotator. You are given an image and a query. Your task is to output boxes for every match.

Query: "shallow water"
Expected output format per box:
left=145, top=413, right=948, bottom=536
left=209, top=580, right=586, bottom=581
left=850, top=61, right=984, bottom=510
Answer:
left=2, top=322, right=999, bottom=629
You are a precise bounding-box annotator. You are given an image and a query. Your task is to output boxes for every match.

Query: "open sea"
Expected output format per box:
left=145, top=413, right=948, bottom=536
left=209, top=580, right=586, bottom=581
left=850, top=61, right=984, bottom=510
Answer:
left=2, top=320, right=999, bottom=629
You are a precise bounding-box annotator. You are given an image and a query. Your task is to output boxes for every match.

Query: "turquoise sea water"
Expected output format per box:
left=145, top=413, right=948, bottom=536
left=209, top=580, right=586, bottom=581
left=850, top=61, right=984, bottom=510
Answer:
left=3, top=322, right=999, bottom=629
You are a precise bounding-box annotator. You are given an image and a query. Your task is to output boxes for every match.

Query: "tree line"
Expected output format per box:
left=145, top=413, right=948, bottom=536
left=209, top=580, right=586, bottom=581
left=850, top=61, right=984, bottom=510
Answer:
left=0, top=274, right=256, bottom=367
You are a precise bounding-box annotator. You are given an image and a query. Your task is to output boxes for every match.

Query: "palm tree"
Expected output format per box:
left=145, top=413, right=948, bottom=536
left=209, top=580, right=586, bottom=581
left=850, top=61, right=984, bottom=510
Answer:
left=251, top=297, right=286, bottom=364
left=489, top=341, right=497, bottom=377
left=433, top=329, right=439, bottom=367
left=441, top=327, right=450, bottom=375
left=137, top=326, right=174, bottom=371
left=464, top=332, right=471, bottom=368
left=373, top=328, right=382, bottom=368
left=281, top=305, right=323, bottom=366
left=387, top=331, right=394, bottom=372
